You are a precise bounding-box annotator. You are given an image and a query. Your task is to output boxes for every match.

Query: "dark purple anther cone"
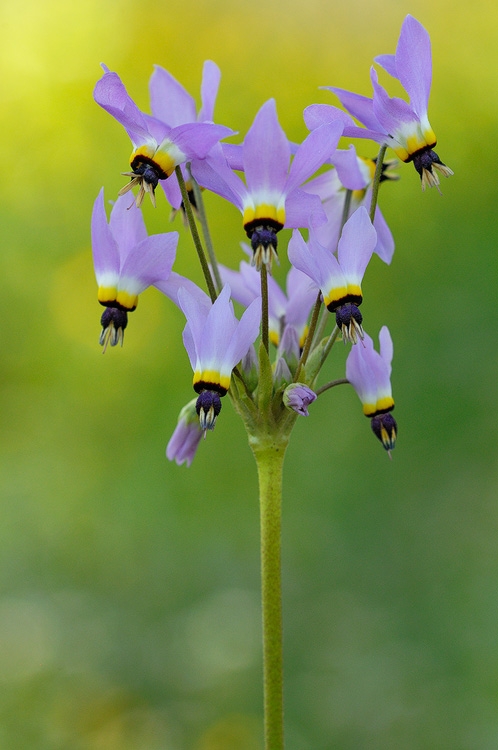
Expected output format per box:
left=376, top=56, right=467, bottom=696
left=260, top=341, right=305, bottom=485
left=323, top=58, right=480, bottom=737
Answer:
left=412, top=147, right=445, bottom=177
left=100, top=307, right=128, bottom=330
left=196, top=390, right=222, bottom=431
left=335, top=303, right=362, bottom=329
left=250, top=227, right=278, bottom=255
left=371, top=413, right=397, bottom=451
left=134, top=163, right=160, bottom=190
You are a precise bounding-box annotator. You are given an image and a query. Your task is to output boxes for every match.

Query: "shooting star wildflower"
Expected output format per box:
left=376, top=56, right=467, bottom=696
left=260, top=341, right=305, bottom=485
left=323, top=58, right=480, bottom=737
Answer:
left=346, top=326, right=397, bottom=454
left=193, top=99, right=344, bottom=269
left=288, top=206, right=377, bottom=344
left=91, top=189, right=178, bottom=349
left=304, top=15, right=453, bottom=191
left=94, top=65, right=234, bottom=207
left=178, top=285, right=261, bottom=430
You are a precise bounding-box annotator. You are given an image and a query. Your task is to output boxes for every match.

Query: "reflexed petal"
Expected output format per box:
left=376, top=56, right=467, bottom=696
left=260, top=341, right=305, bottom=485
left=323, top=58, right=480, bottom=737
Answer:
left=346, top=333, right=379, bottom=404
left=285, top=267, right=317, bottom=330
left=160, top=173, right=183, bottom=210
left=119, top=232, right=179, bottom=293
left=94, top=69, right=156, bottom=151
left=303, top=103, right=355, bottom=131
left=393, top=15, right=432, bottom=118
left=284, top=189, right=326, bottom=230
left=374, top=54, right=397, bottom=78
left=222, top=296, right=262, bottom=374
left=285, top=121, right=343, bottom=195
left=149, top=64, right=197, bottom=127
left=182, top=324, right=198, bottom=373
left=178, top=287, right=211, bottom=368
left=337, top=206, right=377, bottom=280
left=243, top=99, right=290, bottom=195
left=379, top=325, right=393, bottom=374
left=330, top=145, right=367, bottom=191
left=218, top=262, right=260, bottom=309
left=198, top=285, right=237, bottom=367
left=371, top=67, right=418, bottom=135
left=302, top=168, right=340, bottom=202
left=321, top=87, right=382, bottom=132
left=368, top=189, right=395, bottom=264
left=312, top=188, right=344, bottom=253
left=142, top=113, right=171, bottom=145
left=166, top=122, right=234, bottom=161
left=222, top=143, right=244, bottom=171
left=109, top=194, right=147, bottom=259
left=266, top=271, right=288, bottom=322
left=91, top=188, right=120, bottom=282
left=288, top=230, right=331, bottom=291
left=155, top=272, right=211, bottom=311
left=198, top=60, right=221, bottom=122
left=192, top=148, right=246, bottom=210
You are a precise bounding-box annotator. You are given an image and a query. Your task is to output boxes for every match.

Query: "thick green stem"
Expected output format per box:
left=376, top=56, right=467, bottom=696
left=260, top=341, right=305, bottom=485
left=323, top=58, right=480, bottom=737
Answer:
left=261, top=264, right=270, bottom=353
left=175, top=166, right=217, bottom=302
left=252, top=440, right=287, bottom=750
left=369, top=145, right=387, bottom=223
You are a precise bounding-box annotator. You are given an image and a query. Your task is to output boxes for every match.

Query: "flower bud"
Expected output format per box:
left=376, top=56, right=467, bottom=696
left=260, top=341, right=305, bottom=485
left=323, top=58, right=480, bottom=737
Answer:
left=283, top=383, right=317, bottom=417
left=166, top=399, right=203, bottom=467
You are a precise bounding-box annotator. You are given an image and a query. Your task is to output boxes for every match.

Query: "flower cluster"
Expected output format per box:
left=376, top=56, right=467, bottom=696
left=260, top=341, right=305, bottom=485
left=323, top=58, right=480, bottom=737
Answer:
left=92, top=16, right=452, bottom=463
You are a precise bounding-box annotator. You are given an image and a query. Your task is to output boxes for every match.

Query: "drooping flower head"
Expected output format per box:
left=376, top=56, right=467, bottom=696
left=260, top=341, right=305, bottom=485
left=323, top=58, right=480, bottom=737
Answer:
left=288, top=206, right=377, bottom=344
left=193, top=99, right=344, bottom=269
left=346, top=326, right=397, bottom=454
left=303, top=148, right=397, bottom=264
left=93, top=64, right=234, bottom=208
left=178, top=285, right=261, bottom=430
left=91, top=189, right=178, bottom=349
left=304, top=15, right=453, bottom=192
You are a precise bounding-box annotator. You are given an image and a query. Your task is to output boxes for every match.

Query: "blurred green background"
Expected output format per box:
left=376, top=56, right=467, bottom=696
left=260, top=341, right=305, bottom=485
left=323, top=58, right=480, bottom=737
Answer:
left=1, top=0, right=496, bottom=747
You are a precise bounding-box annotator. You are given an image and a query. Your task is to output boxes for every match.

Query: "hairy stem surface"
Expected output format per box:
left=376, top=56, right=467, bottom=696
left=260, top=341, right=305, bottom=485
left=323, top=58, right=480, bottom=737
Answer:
left=252, top=439, right=287, bottom=750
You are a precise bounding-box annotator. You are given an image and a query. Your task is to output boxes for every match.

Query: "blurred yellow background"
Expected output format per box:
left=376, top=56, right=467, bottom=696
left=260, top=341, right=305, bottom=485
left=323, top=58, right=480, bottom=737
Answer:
left=1, top=0, right=497, bottom=748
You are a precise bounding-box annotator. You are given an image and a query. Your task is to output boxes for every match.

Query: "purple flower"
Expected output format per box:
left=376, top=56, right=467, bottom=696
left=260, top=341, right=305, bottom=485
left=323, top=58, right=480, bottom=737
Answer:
left=219, top=249, right=317, bottom=347
left=283, top=384, right=317, bottom=416
left=193, top=99, right=344, bottom=269
left=94, top=64, right=234, bottom=208
left=91, top=189, right=178, bottom=349
left=288, top=206, right=377, bottom=344
left=303, top=150, right=396, bottom=264
left=346, top=326, right=397, bottom=453
left=178, top=285, right=261, bottom=429
left=304, top=15, right=453, bottom=191
left=166, top=399, right=203, bottom=467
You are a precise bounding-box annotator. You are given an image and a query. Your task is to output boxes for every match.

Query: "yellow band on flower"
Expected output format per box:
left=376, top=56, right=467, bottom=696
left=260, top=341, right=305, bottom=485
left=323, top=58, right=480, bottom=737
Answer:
left=98, top=286, right=117, bottom=305
left=116, top=290, right=139, bottom=311
left=243, top=203, right=285, bottom=229
left=193, top=370, right=231, bottom=393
